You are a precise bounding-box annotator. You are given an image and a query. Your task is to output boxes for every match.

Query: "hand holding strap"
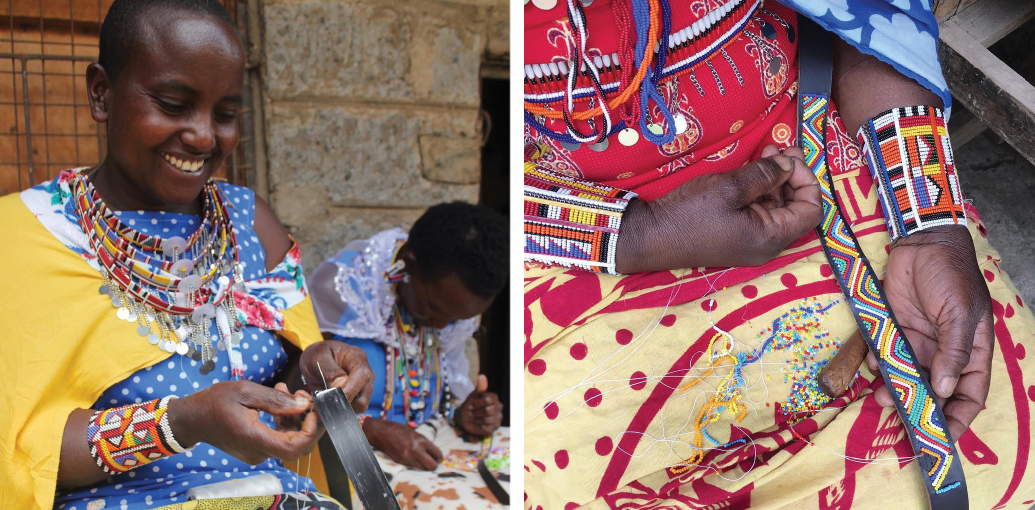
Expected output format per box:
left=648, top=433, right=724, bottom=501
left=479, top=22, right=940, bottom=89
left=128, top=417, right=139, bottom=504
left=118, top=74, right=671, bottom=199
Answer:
left=797, top=18, right=968, bottom=509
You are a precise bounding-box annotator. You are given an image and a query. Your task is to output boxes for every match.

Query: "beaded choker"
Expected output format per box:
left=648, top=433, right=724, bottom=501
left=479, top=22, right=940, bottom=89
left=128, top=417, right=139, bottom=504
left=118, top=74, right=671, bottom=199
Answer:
left=70, top=170, right=245, bottom=375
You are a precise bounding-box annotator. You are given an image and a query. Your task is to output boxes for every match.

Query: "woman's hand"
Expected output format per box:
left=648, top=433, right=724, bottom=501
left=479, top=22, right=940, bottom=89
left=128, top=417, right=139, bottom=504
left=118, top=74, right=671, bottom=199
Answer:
left=365, top=418, right=443, bottom=471
left=874, top=224, right=994, bottom=441
left=169, top=380, right=320, bottom=464
left=455, top=375, right=503, bottom=436
left=271, top=382, right=324, bottom=457
left=299, top=340, right=376, bottom=412
left=615, top=145, right=822, bottom=273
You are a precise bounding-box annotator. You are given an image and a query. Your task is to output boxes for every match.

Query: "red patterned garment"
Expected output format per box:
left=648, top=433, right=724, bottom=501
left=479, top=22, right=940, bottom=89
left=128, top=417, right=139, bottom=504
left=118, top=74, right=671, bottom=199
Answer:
left=522, top=1, right=1035, bottom=509
left=524, top=0, right=799, bottom=201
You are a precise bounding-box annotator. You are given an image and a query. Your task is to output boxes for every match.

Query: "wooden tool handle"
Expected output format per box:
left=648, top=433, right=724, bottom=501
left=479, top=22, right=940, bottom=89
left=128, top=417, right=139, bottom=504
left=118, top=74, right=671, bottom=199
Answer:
left=818, top=329, right=867, bottom=398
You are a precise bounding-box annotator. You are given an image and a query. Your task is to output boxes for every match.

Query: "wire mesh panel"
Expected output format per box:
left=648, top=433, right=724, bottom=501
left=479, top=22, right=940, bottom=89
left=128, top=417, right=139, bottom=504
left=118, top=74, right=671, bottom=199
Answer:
left=0, top=0, right=251, bottom=196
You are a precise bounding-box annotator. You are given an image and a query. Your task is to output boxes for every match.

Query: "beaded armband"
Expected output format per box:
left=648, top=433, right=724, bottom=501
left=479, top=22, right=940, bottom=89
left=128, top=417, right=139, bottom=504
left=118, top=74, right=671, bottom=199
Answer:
left=524, top=162, right=637, bottom=275
left=857, top=106, right=967, bottom=242
left=87, top=396, right=187, bottom=474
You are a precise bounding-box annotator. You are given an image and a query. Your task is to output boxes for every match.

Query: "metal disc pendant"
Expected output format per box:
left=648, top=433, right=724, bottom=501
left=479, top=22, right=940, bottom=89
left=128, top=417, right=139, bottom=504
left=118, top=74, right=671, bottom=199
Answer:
left=673, top=114, right=689, bottom=134
left=170, top=259, right=194, bottom=278
left=125, top=310, right=137, bottom=323
left=199, top=359, right=216, bottom=375
left=588, top=138, right=609, bottom=152
left=759, top=20, right=777, bottom=40
left=617, top=128, right=640, bottom=146
left=217, top=275, right=230, bottom=287
left=137, top=325, right=150, bottom=337
left=116, top=307, right=130, bottom=321
left=768, top=56, right=782, bottom=75
left=98, top=284, right=110, bottom=295
left=580, top=0, right=593, bottom=6
left=177, top=274, right=203, bottom=294
left=531, top=0, right=557, bottom=9
left=147, top=333, right=160, bottom=345
left=111, top=295, right=122, bottom=308
left=191, top=348, right=203, bottom=361
left=785, top=24, right=796, bottom=43
left=164, top=236, right=187, bottom=255
left=559, top=140, right=581, bottom=151
left=647, top=123, right=664, bottom=135
left=176, top=342, right=190, bottom=355
left=217, top=340, right=227, bottom=351
left=191, top=303, right=216, bottom=323
left=157, top=340, right=168, bottom=352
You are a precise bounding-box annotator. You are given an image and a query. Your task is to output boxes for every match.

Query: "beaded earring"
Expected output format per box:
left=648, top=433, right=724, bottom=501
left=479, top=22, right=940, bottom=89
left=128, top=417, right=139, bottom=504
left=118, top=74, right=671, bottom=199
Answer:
left=385, top=259, right=409, bottom=284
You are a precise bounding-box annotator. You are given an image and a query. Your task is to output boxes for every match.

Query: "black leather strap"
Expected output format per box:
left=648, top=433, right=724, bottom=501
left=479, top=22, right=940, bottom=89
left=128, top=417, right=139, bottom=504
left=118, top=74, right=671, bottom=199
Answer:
left=314, top=389, right=402, bottom=510
left=477, top=458, right=510, bottom=506
left=797, top=17, right=969, bottom=510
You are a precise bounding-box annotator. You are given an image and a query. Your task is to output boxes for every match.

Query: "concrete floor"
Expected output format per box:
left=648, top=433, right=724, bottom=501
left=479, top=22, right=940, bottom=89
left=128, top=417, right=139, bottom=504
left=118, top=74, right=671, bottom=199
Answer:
left=955, top=131, right=1035, bottom=305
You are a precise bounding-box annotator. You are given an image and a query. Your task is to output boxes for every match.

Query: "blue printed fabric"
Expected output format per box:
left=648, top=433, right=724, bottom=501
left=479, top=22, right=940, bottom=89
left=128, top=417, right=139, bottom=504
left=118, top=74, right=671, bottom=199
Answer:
left=778, top=0, right=951, bottom=111
left=52, top=183, right=315, bottom=510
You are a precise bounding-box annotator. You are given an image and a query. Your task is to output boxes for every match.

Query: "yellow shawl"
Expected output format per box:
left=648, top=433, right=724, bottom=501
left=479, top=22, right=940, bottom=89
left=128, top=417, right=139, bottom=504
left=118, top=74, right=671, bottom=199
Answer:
left=0, top=192, right=323, bottom=509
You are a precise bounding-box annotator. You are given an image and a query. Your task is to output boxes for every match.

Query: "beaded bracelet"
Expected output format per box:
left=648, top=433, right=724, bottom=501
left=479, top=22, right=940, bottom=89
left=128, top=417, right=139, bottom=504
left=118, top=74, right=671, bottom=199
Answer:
left=87, top=396, right=188, bottom=474
left=857, top=106, right=967, bottom=242
left=524, top=162, right=637, bottom=275
left=357, top=414, right=369, bottom=429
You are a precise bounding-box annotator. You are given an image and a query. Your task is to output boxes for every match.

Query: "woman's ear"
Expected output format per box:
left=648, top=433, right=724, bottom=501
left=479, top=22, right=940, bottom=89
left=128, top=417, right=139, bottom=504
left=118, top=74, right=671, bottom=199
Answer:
left=86, top=63, right=112, bottom=123
left=400, top=248, right=420, bottom=277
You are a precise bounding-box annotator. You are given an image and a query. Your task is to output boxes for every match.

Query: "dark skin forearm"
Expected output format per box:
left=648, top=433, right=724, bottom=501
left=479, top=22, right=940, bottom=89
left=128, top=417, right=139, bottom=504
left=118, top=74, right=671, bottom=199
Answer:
left=831, top=38, right=941, bottom=135
left=57, top=409, right=107, bottom=488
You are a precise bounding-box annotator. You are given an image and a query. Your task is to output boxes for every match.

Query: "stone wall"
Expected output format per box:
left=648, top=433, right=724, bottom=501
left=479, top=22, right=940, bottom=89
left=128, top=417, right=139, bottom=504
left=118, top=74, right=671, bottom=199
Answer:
left=259, top=0, right=508, bottom=271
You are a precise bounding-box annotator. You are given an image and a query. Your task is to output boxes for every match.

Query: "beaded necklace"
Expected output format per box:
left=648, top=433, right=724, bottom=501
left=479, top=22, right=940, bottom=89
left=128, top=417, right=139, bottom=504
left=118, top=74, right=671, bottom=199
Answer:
left=380, top=250, right=454, bottom=427
left=70, top=170, right=245, bottom=376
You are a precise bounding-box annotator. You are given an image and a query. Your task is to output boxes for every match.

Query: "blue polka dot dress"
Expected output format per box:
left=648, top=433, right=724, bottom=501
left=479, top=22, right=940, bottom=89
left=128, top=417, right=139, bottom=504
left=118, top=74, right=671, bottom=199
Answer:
left=54, top=183, right=316, bottom=510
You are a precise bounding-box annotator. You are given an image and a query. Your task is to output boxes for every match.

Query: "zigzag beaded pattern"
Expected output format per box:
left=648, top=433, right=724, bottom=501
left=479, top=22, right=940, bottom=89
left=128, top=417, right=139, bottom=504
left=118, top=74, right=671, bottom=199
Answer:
left=858, top=106, right=966, bottom=241
left=801, top=95, right=961, bottom=495
left=524, top=162, right=635, bottom=274
left=87, top=397, right=183, bottom=474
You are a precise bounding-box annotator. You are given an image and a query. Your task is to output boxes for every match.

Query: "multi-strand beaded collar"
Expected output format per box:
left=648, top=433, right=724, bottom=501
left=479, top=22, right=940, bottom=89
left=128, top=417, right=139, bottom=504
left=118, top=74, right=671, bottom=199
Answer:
left=380, top=249, right=454, bottom=427
left=70, top=170, right=245, bottom=375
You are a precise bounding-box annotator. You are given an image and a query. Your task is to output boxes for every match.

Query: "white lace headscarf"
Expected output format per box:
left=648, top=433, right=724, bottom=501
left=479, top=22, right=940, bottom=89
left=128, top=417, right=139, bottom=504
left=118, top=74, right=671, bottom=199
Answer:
left=309, top=228, right=477, bottom=400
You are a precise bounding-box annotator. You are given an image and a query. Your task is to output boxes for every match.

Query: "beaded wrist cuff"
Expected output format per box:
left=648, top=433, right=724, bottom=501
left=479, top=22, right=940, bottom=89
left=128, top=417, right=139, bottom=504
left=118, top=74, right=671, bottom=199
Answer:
left=857, top=106, right=967, bottom=242
left=524, top=162, right=637, bottom=275
left=87, top=396, right=187, bottom=474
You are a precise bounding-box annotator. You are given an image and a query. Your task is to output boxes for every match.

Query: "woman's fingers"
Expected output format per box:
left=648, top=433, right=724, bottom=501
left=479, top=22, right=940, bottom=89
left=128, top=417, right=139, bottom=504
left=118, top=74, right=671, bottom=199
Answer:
left=413, top=436, right=441, bottom=470
left=424, top=438, right=444, bottom=464
left=760, top=144, right=782, bottom=158
left=728, top=157, right=795, bottom=206
left=237, top=381, right=310, bottom=417
left=323, top=343, right=376, bottom=412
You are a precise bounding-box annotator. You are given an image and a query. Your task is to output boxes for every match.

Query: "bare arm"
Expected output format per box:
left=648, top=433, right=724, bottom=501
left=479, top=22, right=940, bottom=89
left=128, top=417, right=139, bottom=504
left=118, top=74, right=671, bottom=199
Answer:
left=831, top=38, right=941, bottom=134
left=830, top=37, right=993, bottom=441
left=253, top=195, right=293, bottom=273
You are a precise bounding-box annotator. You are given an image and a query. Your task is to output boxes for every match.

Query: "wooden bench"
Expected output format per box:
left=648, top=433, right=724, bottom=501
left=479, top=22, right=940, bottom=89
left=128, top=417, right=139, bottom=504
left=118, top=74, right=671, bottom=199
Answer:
left=933, top=0, right=1035, bottom=164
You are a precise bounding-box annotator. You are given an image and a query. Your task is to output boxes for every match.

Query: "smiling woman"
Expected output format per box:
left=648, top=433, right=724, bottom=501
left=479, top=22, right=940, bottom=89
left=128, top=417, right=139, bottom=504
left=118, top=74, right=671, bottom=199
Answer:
left=0, top=1, right=375, bottom=509
left=85, top=0, right=244, bottom=213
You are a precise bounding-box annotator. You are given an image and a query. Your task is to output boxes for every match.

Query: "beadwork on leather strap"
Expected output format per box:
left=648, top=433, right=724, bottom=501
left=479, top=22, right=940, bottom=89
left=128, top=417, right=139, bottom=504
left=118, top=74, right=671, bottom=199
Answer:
left=857, top=106, right=966, bottom=242
left=803, top=94, right=965, bottom=500
left=524, top=163, right=636, bottom=274
left=87, top=396, right=187, bottom=474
